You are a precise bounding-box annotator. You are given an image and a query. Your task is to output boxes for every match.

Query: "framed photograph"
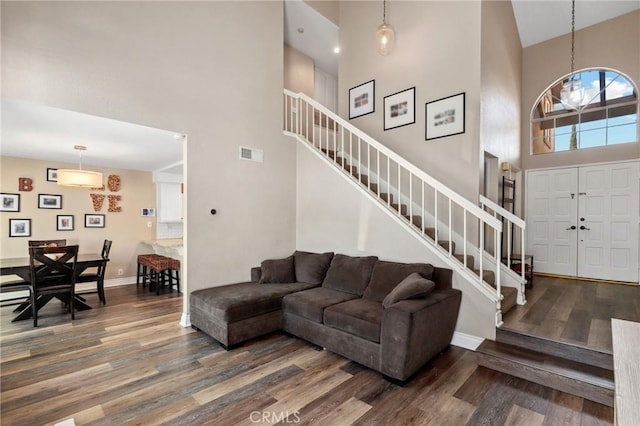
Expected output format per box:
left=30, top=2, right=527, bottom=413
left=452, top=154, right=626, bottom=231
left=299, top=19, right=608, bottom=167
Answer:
left=0, top=193, right=20, bottom=212
left=47, top=168, right=58, bottom=182
left=9, top=219, right=31, bottom=237
left=349, top=79, right=375, bottom=119
left=384, top=87, right=416, bottom=131
left=38, top=194, right=62, bottom=209
left=141, top=208, right=156, bottom=217
left=57, top=215, right=74, bottom=231
left=425, top=92, right=466, bottom=140
left=85, top=214, right=105, bottom=228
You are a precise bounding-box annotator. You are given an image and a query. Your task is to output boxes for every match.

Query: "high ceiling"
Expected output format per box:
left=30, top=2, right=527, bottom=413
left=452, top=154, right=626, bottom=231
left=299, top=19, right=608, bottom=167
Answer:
left=3, top=1, right=637, bottom=173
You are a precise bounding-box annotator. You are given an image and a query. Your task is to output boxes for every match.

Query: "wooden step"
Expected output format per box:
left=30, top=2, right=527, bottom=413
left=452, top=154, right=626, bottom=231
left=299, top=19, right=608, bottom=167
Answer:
left=360, top=174, right=369, bottom=186
left=476, top=339, right=614, bottom=407
left=390, top=203, right=408, bottom=216
left=402, top=214, right=422, bottom=228
left=438, top=240, right=455, bottom=253
left=474, top=269, right=495, bottom=286
left=454, top=254, right=475, bottom=270
left=496, top=328, right=613, bottom=371
left=423, top=227, right=436, bottom=240
left=320, top=148, right=336, bottom=159
left=379, top=193, right=394, bottom=204
left=500, top=286, right=518, bottom=314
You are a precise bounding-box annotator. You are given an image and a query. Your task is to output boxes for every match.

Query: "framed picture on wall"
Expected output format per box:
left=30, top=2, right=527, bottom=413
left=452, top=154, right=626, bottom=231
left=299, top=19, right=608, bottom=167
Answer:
left=425, top=92, right=465, bottom=140
left=47, top=168, right=58, bottom=182
left=349, top=79, right=375, bottom=119
left=85, top=214, right=105, bottom=228
left=383, top=87, right=416, bottom=131
left=0, top=193, right=20, bottom=212
left=57, top=215, right=74, bottom=231
left=38, top=194, right=62, bottom=209
left=9, top=218, right=31, bottom=237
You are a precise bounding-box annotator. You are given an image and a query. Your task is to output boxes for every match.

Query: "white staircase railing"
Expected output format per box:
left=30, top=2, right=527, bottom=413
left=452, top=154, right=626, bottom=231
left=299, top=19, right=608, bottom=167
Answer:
left=480, top=195, right=527, bottom=285
left=284, top=90, right=505, bottom=318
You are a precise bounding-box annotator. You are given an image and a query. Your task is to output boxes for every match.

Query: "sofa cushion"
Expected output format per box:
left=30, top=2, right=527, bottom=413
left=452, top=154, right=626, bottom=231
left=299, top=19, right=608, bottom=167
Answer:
left=322, top=254, right=378, bottom=296
left=382, top=272, right=436, bottom=308
left=324, top=299, right=384, bottom=343
left=190, top=282, right=317, bottom=323
left=282, top=287, right=359, bottom=323
left=293, top=251, right=334, bottom=285
left=363, top=260, right=435, bottom=302
left=259, top=256, right=296, bottom=284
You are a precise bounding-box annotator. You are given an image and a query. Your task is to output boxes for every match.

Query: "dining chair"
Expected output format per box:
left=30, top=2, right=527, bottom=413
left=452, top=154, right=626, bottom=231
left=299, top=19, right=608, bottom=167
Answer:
left=28, top=239, right=67, bottom=247
left=28, top=244, right=79, bottom=327
left=76, top=240, right=112, bottom=304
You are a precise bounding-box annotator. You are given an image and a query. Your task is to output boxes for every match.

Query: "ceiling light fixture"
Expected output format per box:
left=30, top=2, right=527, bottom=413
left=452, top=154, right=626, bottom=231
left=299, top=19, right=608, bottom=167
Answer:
left=376, top=0, right=395, bottom=56
left=333, top=46, right=340, bottom=54
left=559, top=0, right=585, bottom=110
left=57, top=145, right=103, bottom=188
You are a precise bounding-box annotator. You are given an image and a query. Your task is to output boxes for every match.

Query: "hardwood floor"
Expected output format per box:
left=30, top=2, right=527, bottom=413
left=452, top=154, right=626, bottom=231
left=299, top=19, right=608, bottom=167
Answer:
left=502, top=275, right=640, bottom=353
left=1, top=285, right=613, bottom=425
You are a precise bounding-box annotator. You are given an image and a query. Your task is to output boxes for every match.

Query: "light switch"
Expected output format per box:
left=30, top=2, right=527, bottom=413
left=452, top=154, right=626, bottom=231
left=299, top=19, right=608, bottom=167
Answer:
left=147, top=221, right=153, bottom=228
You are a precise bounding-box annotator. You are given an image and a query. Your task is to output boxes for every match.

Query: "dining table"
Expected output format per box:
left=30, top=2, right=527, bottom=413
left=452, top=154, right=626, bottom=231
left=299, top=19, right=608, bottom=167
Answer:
left=0, top=253, right=109, bottom=322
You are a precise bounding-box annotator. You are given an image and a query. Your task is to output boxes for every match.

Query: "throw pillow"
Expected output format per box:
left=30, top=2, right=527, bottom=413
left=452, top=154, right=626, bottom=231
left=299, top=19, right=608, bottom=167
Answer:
left=293, top=251, right=334, bottom=284
left=259, top=256, right=296, bottom=284
left=322, top=254, right=378, bottom=295
left=363, top=260, right=435, bottom=302
left=382, top=272, right=435, bottom=308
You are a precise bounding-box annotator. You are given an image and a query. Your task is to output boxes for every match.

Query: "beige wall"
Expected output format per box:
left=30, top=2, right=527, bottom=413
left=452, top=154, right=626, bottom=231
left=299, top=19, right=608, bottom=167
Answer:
left=338, top=1, right=483, bottom=202
left=2, top=2, right=296, bottom=304
left=304, top=1, right=339, bottom=26
left=284, top=44, right=315, bottom=97
left=0, top=157, right=156, bottom=280
left=480, top=1, right=522, bottom=182
left=522, top=10, right=640, bottom=172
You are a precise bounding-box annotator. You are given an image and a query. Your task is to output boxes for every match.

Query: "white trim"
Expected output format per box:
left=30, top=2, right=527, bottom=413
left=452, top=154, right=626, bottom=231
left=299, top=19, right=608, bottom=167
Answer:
left=451, top=332, right=484, bottom=351
left=179, top=312, right=191, bottom=327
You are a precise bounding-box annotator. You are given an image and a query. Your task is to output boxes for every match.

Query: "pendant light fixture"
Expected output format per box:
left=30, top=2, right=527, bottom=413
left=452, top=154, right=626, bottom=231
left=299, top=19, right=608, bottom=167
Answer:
left=376, top=0, right=395, bottom=56
left=57, top=145, right=103, bottom=188
left=559, top=0, right=585, bottom=110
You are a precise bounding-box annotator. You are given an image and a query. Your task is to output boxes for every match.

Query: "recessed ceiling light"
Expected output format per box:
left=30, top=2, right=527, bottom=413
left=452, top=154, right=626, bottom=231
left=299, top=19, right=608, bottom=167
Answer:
left=333, top=47, right=340, bottom=54
left=297, top=27, right=304, bottom=34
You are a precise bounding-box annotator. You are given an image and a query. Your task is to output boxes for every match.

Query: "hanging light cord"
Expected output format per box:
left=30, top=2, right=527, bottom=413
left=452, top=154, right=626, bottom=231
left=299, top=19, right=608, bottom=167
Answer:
left=383, top=0, right=387, bottom=24
left=570, top=0, right=576, bottom=75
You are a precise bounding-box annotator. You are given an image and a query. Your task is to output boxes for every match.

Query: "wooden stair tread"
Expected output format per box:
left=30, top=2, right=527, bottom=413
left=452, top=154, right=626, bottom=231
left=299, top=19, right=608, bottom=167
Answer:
left=477, top=339, right=614, bottom=406
left=496, top=327, right=613, bottom=371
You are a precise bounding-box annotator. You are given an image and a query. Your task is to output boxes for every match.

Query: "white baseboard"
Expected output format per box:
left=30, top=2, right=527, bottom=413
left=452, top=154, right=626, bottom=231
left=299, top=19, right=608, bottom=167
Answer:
left=451, top=331, right=484, bottom=351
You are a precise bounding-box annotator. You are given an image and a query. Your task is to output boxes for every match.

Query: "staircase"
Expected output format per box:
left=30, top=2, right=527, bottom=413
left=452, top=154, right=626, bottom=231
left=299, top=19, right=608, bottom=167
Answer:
left=283, top=90, right=526, bottom=325
left=476, top=328, right=615, bottom=406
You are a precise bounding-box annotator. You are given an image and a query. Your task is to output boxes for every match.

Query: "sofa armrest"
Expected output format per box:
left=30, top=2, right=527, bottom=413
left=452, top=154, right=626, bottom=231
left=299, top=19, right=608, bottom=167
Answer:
left=379, top=288, right=462, bottom=381
left=251, top=267, right=262, bottom=283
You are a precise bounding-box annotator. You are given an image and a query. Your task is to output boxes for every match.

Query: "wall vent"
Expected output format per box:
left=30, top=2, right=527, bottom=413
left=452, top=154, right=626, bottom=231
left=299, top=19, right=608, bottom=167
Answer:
left=239, top=146, right=263, bottom=162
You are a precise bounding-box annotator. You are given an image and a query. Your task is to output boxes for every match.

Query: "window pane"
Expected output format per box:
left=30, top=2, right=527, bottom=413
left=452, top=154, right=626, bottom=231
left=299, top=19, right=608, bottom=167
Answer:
left=578, top=128, right=606, bottom=149
left=608, top=114, right=638, bottom=145
left=605, top=71, right=634, bottom=101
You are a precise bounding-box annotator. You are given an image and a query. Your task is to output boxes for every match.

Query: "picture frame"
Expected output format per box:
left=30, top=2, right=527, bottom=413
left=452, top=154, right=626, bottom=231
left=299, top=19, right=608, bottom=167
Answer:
left=349, top=79, right=375, bottom=119
left=47, top=168, right=58, bottom=182
left=141, top=208, right=156, bottom=217
left=425, top=92, right=466, bottom=140
left=384, top=87, right=416, bottom=131
left=85, top=214, right=105, bottom=228
left=0, top=193, right=20, bottom=212
left=38, top=194, right=62, bottom=209
left=57, top=215, right=74, bottom=231
left=9, top=219, right=31, bottom=237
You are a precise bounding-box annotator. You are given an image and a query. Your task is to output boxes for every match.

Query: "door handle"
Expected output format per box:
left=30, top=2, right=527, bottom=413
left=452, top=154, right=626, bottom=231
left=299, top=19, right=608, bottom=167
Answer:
left=566, top=225, right=576, bottom=230
left=579, top=225, right=590, bottom=230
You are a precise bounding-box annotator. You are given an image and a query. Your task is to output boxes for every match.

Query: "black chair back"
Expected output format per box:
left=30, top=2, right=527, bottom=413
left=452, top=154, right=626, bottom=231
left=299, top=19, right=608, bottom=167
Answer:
left=28, top=239, right=67, bottom=248
left=101, top=240, right=112, bottom=259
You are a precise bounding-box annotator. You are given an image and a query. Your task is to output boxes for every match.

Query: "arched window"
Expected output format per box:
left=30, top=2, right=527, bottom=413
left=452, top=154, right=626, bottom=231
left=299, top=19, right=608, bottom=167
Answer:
left=531, top=69, right=638, bottom=154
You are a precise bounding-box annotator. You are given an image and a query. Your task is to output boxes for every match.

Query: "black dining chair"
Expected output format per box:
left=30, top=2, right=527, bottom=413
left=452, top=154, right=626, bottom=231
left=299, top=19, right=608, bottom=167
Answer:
left=28, top=239, right=67, bottom=247
left=76, top=240, right=112, bottom=304
left=28, top=244, right=79, bottom=327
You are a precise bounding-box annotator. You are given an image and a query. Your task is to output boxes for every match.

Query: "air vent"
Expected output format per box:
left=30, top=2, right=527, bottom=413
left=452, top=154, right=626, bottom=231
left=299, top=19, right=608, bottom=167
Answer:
left=239, top=146, right=263, bottom=163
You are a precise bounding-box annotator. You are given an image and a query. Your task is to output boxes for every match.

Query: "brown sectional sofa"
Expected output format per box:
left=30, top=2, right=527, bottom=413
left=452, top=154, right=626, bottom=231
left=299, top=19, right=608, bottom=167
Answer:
left=189, top=251, right=462, bottom=382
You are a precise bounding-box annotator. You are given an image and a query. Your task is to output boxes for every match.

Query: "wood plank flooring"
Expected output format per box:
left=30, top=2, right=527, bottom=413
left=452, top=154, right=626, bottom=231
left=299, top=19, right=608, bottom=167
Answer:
left=1, top=285, right=613, bottom=425
left=501, top=275, right=640, bottom=353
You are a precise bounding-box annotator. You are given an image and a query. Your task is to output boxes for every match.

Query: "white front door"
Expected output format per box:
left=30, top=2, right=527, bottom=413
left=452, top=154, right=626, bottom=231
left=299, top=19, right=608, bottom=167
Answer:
left=527, top=168, right=578, bottom=276
left=577, top=162, right=639, bottom=282
left=526, top=161, right=639, bottom=283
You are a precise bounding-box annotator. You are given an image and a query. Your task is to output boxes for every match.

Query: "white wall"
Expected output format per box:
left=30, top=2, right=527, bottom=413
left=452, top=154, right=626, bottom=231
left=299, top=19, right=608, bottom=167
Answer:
left=296, top=144, right=496, bottom=339
left=2, top=2, right=296, bottom=302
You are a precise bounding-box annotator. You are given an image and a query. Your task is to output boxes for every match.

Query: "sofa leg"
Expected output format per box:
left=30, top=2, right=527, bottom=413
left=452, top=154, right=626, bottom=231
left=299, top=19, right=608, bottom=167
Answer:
left=382, top=375, right=409, bottom=387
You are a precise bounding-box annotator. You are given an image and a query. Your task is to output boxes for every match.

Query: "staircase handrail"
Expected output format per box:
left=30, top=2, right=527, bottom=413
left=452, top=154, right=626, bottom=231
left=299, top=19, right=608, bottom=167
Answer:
left=285, top=90, right=502, bottom=232
left=479, top=195, right=525, bottom=229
